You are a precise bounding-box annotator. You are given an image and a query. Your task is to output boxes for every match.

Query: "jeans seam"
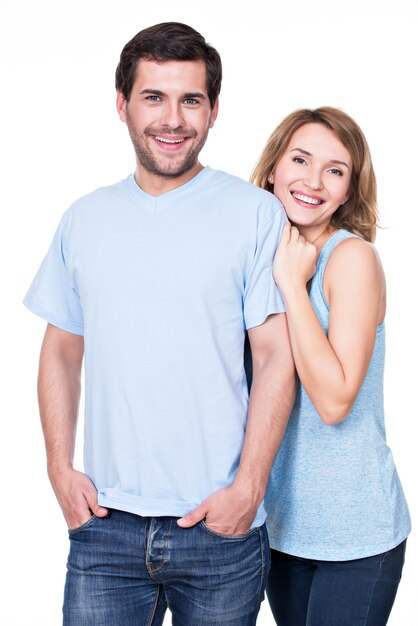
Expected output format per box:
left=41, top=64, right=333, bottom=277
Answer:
left=361, top=555, right=384, bottom=625
left=200, top=520, right=259, bottom=540
left=255, top=526, right=265, bottom=599
left=145, top=518, right=157, bottom=578
left=68, top=514, right=97, bottom=535
left=146, top=585, right=162, bottom=626
left=146, top=518, right=171, bottom=577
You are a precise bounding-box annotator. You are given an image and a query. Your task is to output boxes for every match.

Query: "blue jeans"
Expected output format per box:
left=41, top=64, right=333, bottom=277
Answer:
left=63, top=509, right=270, bottom=625
left=267, top=541, right=406, bottom=626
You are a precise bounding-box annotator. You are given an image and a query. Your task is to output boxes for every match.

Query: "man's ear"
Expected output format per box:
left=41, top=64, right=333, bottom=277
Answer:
left=209, top=99, right=219, bottom=129
left=116, top=91, right=127, bottom=123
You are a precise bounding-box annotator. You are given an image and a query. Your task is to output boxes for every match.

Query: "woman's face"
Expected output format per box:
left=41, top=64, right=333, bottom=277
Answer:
left=271, top=123, right=352, bottom=234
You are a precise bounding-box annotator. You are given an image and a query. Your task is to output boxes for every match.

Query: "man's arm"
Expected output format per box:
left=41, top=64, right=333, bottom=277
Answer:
left=178, top=313, right=295, bottom=534
left=38, top=323, right=108, bottom=528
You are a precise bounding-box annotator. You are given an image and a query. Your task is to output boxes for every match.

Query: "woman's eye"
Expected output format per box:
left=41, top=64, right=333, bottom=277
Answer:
left=293, top=157, right=306, bottom=165
left=329, top=168, right=343, bottom=176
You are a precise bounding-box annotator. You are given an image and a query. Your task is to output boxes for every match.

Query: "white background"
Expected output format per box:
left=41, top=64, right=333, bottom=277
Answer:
left=1, top=0, right=417, bottom=624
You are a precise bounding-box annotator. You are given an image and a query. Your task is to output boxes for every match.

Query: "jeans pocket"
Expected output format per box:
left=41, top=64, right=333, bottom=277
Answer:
left=68, top=514, right=97, bottom=535
left=199, top=520, right=259, bottom=540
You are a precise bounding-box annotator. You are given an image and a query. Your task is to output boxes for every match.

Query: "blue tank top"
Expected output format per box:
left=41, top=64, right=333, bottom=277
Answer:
left=265, top=229, right=411, bottom=560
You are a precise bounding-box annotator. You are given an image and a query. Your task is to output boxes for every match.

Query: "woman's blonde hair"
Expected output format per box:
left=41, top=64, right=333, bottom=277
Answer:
left=251, top=107, right=378, bottom=242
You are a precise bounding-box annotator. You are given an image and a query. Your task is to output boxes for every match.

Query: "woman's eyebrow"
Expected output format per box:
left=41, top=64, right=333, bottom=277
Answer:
left=290, top=147, right=349, bottom=169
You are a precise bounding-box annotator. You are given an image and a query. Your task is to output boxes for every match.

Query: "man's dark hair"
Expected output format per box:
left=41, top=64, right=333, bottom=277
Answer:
left=115, top=22, right=222, bottom=109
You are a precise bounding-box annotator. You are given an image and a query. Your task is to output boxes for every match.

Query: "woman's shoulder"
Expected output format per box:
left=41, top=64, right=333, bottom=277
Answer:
left=325, top=231, right=383, bottom=278
left=322, top=231, right=386, bottom=305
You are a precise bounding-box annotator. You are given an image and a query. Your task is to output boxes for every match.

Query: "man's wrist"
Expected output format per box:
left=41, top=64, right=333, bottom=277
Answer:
left=47, top=461, right=74, bottom=482
left=231, top=474, right=265, bottom=508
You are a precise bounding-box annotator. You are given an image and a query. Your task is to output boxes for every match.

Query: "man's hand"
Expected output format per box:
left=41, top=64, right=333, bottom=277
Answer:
left=177, top=484, right=258, bottom=535
left=49, top=467, right=108, bottom=529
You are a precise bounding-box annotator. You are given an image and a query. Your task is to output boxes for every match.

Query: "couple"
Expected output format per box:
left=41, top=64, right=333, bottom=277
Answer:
left=25, top=22, right=410, bottom=626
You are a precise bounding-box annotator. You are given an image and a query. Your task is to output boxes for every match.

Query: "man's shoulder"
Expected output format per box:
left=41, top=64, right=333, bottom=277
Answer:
left=48, top=178, right=131, bottom=240
left=60, top=177, right=131, bottom=227
left=204, top=167, right=283, bottom=210
left=70, top=177, right=129, bottom=209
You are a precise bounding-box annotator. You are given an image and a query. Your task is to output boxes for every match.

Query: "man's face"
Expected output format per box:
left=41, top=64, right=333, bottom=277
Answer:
left=117, top=59, right=218, bottom=189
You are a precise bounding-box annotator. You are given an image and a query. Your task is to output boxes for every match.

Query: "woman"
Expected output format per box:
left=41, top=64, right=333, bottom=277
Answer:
left=251, top=107, right=411, bottom=625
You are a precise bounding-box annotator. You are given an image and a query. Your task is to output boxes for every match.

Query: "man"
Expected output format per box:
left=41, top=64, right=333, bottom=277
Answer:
left=25, top=22, right=295, bottom=625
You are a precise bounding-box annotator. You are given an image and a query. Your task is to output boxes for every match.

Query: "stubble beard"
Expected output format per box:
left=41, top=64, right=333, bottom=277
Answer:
left=127, top=122, right=210, bottom=179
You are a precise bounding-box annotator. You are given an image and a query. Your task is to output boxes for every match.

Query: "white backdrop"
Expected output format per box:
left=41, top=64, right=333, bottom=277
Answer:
left=1, top=0, right=417, bottom=624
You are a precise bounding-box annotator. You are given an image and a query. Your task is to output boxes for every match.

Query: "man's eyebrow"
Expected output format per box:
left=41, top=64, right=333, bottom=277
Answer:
left=183, top=92, right=206, bottom=99
left=290, top=147, right=350, bottom=169
left=139, top=89, right=207, bottom=99
left=139, top=89, right=165, bottom=96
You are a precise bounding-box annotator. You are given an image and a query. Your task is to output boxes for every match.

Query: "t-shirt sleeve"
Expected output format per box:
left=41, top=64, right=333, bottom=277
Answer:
left=243, top=202, right=287, bottom=330
left=23, top=215, right=84, bottom=335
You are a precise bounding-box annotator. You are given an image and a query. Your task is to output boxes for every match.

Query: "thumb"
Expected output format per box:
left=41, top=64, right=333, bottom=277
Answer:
left=84, top=490, right=108, bottom=518
left=177, top=504, right=207, bottom=528
left=93, top=504, right=109, bottom=518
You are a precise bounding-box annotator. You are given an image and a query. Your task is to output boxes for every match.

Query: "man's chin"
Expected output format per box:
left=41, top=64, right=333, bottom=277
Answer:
left=144, top=159, right=199, bottom=180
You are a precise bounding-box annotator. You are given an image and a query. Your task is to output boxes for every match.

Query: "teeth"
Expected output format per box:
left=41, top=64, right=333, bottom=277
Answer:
left=292, top=192, right=322, bottom=205
left=155, top=136, right=185, bottom=144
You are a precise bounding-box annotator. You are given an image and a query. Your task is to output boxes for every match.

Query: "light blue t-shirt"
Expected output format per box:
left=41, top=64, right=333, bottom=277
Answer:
left=25, top=167, right=287, bottom=525
left=265, top=230, right=411, bottom=559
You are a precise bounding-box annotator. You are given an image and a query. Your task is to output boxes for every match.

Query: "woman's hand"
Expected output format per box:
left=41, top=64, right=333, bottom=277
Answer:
left=273, top=223, right=317, bottom=294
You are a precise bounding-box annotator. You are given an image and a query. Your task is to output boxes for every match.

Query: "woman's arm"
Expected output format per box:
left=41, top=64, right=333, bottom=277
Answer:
left=274, top=225, right=385, bottom=424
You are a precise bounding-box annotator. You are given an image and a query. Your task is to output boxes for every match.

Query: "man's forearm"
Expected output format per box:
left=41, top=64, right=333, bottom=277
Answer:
left=234, top=349, right=296, bottom=504
left=178, top=313, right=295, bottom=535
left=38, top=324, right=84, bottom=479
left=234, top=313, right=296, bottom=505
left=36, top=325, right=107, bottom=528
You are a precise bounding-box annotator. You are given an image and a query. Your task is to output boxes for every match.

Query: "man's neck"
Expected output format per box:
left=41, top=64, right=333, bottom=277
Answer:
left=134, top=162, right=204, bottom=197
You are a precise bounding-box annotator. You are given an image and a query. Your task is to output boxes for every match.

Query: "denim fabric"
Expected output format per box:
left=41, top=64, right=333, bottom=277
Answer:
left=63, top=509, right=270, bottom=625
left=267, top=540, right=406, bottom=626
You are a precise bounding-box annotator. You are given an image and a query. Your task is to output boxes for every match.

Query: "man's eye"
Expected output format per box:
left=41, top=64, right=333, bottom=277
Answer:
left=184, top=98, right=198, bottom=105
left=146, top=95, right=160, bottom=102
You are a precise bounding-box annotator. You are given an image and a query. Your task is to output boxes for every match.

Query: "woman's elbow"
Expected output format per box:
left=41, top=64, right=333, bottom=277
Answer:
left=316, top=398, right=354, bottom=426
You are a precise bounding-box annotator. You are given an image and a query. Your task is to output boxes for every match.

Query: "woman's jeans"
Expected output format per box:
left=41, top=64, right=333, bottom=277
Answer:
left=63, top=509, right=270, bottom=625
left=267, top=540, right=406, bottom=626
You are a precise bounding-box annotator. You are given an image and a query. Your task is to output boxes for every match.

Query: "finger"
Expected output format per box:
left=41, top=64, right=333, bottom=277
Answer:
left=177, top=505, right=207, bottom=528
left=84, top=489, right=108, bottom=518
left=93, top=504, right=109, bottom=517
left=290, top=226, right=300, bottom=242
left=303, top=240, right=318, bottom=257
left=64, top=499, right=93, bottom=529
left=281, top=222, right=291, bottom=243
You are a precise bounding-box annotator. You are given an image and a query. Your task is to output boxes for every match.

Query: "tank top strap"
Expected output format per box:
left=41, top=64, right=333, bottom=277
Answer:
left=311, top=229, right=361, bottom=314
